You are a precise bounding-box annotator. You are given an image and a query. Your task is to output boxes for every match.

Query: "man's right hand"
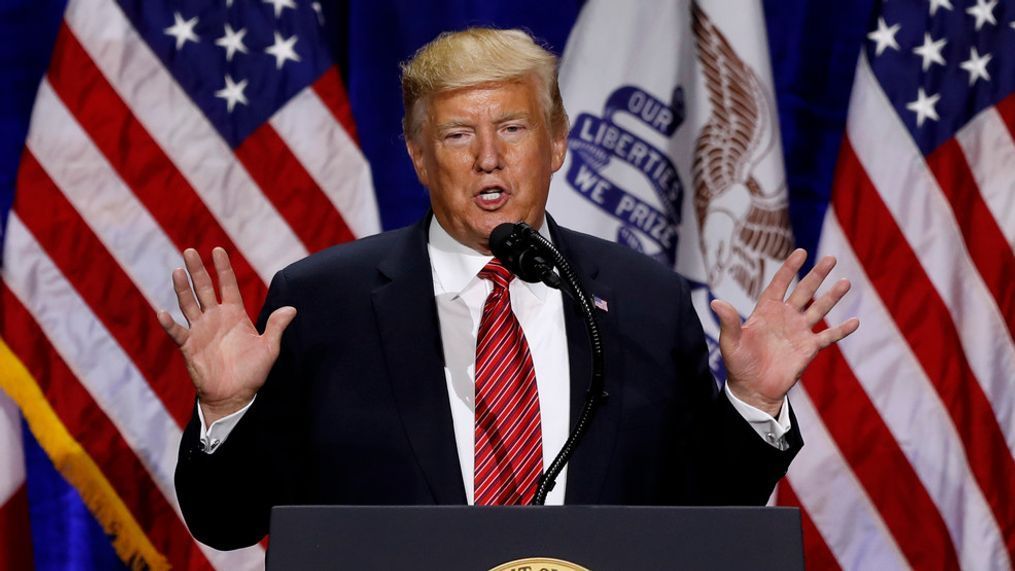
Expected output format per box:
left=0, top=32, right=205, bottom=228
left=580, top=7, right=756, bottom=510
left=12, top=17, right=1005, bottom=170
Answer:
left=157, top=247, right=297, bottom=425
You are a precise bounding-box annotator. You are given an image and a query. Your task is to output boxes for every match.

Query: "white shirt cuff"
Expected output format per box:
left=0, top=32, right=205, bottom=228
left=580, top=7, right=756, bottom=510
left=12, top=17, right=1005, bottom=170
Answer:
left=197, top=396, right=256, bottom=454
left=724, top=384, right=792, bottom=451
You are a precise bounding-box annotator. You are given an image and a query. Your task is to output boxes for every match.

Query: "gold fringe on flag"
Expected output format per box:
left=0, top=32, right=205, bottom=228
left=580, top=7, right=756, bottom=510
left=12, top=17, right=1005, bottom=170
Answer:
left=0, top=338, right=170, bottom=571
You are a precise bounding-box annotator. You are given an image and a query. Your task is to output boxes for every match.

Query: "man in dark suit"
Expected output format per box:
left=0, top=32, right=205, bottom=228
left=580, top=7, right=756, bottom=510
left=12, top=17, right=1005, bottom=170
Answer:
left=160, top=28, right=858, bottom=550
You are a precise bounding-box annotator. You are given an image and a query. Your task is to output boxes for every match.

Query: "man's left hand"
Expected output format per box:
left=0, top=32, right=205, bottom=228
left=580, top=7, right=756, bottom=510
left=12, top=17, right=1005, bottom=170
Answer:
left=710, top=248, right=860, bottom=417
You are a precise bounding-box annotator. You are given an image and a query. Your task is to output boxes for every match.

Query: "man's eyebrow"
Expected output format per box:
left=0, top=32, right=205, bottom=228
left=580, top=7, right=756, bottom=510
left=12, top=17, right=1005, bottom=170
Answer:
left=434, top=113, right=533, bottom=132
left=435, top=120, right=472, bottom=132
left=494, top=112, right=531, bottom=123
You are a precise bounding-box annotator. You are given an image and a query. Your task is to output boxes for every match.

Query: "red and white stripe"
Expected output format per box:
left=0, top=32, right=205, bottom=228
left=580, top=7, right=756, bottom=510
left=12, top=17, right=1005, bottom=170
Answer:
left=784, top=386, right=909, bottom=570
left=954, top=105, right=1015, bottom=248
left=3, top=0, right=379, bottom=566
left=780, top=52, right=1015, bottom=569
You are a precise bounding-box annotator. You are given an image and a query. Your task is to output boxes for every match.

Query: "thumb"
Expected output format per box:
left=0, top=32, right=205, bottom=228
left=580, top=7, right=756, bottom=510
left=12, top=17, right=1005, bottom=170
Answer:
left=263, top=306, right=297, bottom=348
left=710, top=299, right=742, bottom=347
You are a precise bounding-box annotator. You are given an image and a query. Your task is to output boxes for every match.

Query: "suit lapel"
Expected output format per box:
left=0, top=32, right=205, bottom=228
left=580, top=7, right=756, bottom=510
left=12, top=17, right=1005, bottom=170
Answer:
left=372, top=215, right=467, bottom=504
left=552, top=224, right=623, bottom=505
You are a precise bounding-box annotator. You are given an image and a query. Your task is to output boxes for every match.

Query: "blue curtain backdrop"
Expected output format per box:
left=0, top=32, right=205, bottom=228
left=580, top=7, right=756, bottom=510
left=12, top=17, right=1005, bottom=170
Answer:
left=0, top=0, right=873, bottom=567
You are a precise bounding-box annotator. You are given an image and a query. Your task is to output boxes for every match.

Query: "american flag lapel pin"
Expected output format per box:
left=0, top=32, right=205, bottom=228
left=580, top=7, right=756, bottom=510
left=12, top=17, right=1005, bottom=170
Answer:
left=593, top=295, right=608, bottom=312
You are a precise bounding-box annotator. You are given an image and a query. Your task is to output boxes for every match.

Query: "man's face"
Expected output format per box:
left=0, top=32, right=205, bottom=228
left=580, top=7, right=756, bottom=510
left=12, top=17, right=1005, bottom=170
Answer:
left=406, top=76, right=567, bottom=253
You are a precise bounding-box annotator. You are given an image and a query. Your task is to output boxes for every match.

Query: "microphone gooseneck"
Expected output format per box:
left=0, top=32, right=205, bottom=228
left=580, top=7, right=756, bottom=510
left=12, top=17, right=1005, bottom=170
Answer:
left=488, top=222, right=607, bottom=506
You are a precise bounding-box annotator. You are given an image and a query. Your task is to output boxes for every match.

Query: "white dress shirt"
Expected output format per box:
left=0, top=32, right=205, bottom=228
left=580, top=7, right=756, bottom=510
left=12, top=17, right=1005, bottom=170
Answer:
left=427, top=218, right=571, bottom=505
left=199, top=218, right=792, bottom=504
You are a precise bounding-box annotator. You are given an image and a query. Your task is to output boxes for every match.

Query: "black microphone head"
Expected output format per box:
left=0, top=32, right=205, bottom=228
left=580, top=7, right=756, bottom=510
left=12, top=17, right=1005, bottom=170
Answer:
left=489, top=222, right=519, bottom=258
left=488, top=222, right=547, bottom=284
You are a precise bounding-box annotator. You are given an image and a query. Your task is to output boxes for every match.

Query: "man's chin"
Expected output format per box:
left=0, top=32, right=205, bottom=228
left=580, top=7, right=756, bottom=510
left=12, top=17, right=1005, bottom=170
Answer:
left=483, top=207, right=544, bottom=230
left=450, top=208, right=545, bottom=253
left=475, top=214, right=517, bottom=238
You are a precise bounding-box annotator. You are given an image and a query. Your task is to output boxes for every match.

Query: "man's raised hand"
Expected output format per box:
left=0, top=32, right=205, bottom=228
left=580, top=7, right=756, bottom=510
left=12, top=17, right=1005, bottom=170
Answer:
left=710, top=249, right=860, bottom=417
left=157, top=247, right=296, bottom=424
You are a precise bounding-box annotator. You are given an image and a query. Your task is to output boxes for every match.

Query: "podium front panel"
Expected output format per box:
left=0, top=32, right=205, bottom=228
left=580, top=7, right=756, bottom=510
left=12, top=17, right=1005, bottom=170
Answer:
left=266, top=505, right=803, bottom=570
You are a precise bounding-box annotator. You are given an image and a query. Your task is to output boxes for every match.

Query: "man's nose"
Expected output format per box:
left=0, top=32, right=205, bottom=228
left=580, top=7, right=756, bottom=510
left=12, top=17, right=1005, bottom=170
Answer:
left=474, top=130, right=503, bottom=173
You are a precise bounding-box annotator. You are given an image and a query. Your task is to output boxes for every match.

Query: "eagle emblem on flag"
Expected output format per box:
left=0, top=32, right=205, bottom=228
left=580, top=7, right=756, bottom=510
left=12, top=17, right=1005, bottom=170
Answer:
left=690, top=3, right=794, bottom=300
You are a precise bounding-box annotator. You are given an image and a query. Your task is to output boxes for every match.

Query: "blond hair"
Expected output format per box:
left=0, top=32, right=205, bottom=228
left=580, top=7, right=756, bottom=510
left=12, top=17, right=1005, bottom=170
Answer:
left=400, top=28, right=568, bottom=140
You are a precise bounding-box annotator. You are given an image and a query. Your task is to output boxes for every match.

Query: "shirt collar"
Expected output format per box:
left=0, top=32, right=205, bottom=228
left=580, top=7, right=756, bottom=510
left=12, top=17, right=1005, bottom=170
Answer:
left=427, top=216, right=553, bottom=301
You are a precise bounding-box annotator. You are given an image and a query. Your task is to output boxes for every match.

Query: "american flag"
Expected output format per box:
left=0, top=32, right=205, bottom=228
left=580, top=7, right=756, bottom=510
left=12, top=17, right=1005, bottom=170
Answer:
left=0, top=0, right=378, bottom=568
left=777, top=0, right=1015, bottom=568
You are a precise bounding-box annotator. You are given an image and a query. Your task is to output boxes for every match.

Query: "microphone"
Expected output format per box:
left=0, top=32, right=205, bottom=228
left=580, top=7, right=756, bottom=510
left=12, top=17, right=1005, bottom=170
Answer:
left=488, top=220, right=607, bottom=506
left=489, top=222, right=562, bottom=290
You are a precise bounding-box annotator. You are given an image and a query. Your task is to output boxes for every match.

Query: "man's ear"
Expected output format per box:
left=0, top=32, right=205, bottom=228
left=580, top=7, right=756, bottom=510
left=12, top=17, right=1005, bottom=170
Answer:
left=550, top=126, right=567, bottom=173
left=405, top=136, right=430, bottom=188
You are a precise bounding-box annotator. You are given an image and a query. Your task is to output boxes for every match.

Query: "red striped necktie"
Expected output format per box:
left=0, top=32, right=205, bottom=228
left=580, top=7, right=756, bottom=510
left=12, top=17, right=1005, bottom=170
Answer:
left=474, top=259, right=543, bottom=505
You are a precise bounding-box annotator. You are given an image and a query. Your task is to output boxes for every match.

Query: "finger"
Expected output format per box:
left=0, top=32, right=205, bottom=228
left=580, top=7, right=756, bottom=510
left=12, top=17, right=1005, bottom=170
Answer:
left=710, top=299, right=742, bottom=347
left=156, top=309, right=190, bottom=347
left=817, top=317, right=860, bottom=348
left=172, top=267, right=202, bottom=324
left=758, top=248, right=807, bottom=303
left=786, top=255, right=836, bottom=310
left=212, top=247, right=242, bottom=305
left=183, top=248, right=218, bottom=310
left=805, top=278, right=851, bottom=326
left=262, top=306, right=298, bottom=349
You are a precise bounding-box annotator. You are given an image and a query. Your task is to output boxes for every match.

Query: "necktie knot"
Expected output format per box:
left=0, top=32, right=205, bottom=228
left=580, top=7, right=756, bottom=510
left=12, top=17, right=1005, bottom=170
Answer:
left=479, top=259, right=514, bottom=290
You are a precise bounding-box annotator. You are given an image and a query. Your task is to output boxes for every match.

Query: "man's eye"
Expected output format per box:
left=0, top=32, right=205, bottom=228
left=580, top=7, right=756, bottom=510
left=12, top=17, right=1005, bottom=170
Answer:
left=444, top=132, right=468, bottom=141
left=503, top=124, right=524, bottom=133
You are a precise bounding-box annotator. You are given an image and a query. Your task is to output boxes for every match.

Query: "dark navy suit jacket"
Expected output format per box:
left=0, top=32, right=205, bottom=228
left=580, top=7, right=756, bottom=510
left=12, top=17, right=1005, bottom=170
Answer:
left=175, top=214, right=802, bottom=550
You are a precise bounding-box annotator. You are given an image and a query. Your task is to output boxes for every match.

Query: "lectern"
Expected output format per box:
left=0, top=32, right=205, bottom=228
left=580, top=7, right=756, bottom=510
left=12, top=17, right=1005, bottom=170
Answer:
left=266, top=506, right=804, bottom=570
